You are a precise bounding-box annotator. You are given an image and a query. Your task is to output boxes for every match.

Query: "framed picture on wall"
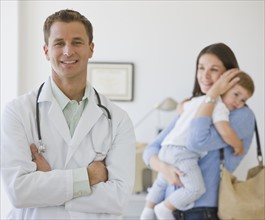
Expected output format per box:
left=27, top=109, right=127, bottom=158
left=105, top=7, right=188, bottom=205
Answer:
left=88, top=62, right=134, bottom=101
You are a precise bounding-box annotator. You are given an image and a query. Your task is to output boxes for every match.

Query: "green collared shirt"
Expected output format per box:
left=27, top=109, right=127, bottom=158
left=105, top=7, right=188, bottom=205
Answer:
left=50, top=79, right=89, bottom=137
left=50, top=79, right=91, bottom=198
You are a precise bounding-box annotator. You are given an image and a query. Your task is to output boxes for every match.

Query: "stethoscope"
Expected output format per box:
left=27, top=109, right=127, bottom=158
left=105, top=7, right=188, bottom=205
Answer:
left=36, top=82, right=112, bottom=155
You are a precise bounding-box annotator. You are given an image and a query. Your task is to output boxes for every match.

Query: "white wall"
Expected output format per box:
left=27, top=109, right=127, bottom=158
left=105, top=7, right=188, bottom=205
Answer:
left=1, top=1, right=264, bottom=218
left=1, top=1, right=19, bottom=219
left=1, top=1, right=19, bottom=112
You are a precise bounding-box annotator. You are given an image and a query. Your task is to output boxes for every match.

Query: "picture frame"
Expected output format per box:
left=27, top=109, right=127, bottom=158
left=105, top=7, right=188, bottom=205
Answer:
left=88, top=62, right=134, bottom=101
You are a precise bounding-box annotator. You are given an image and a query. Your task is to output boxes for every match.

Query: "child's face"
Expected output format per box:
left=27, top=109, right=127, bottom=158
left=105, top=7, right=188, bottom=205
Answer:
left=222, top=84, right=251, bottom=111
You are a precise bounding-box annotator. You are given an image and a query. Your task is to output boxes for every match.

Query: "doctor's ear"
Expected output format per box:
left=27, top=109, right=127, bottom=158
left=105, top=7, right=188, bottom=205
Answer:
left=88, top=42, right=94, bottom=59
left=43, top=45, right=50, bottom=61
left=89, top=42, right=94, bottom=53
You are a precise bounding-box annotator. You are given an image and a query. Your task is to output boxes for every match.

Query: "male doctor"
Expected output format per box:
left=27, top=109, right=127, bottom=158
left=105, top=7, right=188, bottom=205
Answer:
left=1, top=9, right=136, bottom=219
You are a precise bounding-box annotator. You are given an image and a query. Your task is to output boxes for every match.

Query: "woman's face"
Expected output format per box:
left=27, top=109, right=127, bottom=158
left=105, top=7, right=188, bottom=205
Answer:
left=197, top=53, right=226, bottom=93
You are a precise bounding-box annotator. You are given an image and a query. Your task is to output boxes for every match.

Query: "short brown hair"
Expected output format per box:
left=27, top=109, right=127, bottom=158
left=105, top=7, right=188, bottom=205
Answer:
left=43, top=9, right=93, bottom=45
left=236, top=71, right=255, bottom=96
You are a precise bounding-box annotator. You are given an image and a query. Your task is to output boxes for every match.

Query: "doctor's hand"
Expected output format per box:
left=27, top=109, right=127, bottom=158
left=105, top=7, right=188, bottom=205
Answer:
left=87, top=161, right=108, bottom=186
left=30, top=144, right=51, bottom=172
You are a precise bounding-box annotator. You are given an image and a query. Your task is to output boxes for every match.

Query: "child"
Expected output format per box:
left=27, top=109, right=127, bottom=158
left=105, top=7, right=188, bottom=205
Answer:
left=140, top=71, right=255, bottom=220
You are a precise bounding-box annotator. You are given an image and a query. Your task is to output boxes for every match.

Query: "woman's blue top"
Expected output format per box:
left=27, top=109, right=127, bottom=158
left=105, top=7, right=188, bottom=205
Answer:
left=143, top=106, right=255, bottom=207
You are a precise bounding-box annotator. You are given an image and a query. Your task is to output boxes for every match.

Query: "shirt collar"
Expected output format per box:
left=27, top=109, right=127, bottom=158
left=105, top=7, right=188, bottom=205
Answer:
left=50, top=78, right=90, bottom=110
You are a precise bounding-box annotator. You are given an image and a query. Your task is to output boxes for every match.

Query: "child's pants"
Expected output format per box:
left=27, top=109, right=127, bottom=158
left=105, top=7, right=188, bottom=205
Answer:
left=146, top=145, right=206, bottom=211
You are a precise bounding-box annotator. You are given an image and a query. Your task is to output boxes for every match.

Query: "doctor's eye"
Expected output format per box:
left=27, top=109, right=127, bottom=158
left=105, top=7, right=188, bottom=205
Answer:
left=73, top=41, right=83, bottom=45
left=53, top=40, right=65, bottom=47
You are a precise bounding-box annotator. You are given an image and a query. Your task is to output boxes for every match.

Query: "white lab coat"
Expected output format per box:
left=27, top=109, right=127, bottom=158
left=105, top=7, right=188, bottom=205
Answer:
left=1, top=78, right=136, bottom=219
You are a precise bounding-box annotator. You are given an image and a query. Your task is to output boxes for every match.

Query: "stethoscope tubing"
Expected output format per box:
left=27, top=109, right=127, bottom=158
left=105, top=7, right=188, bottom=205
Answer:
left=35, top=82, right=111, bottom=153
left=36, top=83, right=45, bottom=144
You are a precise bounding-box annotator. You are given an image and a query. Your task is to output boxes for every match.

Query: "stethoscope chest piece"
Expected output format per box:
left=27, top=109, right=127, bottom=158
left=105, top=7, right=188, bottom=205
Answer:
left=38, top=141, right=46, bottom=153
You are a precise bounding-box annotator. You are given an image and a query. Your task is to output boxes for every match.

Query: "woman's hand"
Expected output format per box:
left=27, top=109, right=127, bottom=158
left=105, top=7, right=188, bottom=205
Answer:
left=150, top=155, right=184, bottom=186
left=161, top=162, right=185, bottom=186
left=207, top=68, right=240, bottom=98
left=195, top=69, right=240, bottom=118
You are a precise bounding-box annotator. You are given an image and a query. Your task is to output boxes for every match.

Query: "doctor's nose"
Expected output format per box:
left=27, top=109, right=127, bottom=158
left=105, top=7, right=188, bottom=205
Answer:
left=63, top=46, right=75, bottom=57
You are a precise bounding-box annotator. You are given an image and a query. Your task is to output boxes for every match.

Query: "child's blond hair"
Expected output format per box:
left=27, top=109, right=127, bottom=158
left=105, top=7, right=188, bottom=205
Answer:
left=236, top=71, right=255, bottom=96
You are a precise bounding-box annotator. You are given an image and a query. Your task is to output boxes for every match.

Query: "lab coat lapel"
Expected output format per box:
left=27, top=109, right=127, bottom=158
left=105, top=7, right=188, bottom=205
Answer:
left=64, top=93, right=103, bottom=166
left=48, top=101, right=71, bottom=143
left=38, top=78, right=71, bottom=144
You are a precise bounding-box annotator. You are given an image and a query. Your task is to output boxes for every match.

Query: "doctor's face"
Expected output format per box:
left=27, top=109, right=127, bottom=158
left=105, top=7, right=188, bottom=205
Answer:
left=43, top=21, right=94, bottom=81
